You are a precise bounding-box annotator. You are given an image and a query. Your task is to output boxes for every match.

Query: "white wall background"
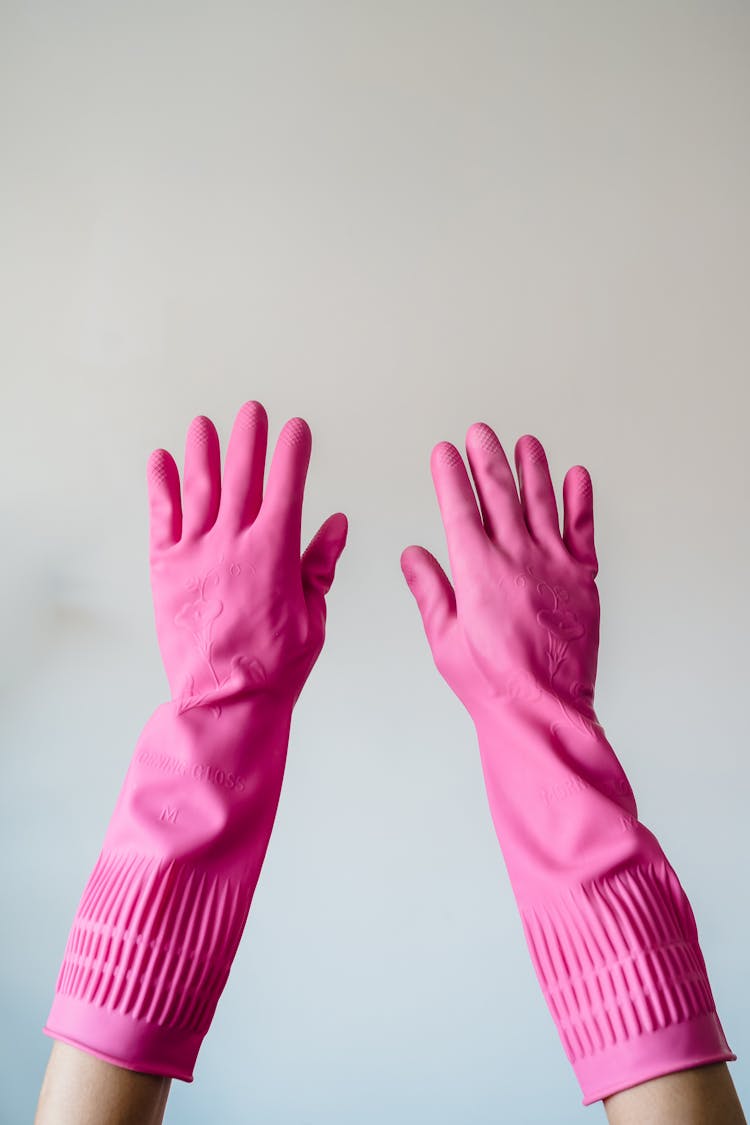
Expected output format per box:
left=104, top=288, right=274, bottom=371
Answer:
left=1, top=2, right=748, bottom=1122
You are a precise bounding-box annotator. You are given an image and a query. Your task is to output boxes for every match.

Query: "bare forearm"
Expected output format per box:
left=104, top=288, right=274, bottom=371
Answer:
left=604, top=1061, right=746, bottom=1125
left=35, top=1042, right=171, bottom=1125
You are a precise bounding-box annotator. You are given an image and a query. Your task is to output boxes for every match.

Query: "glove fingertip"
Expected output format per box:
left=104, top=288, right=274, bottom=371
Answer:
left=400, top=545, right=423, bottom=586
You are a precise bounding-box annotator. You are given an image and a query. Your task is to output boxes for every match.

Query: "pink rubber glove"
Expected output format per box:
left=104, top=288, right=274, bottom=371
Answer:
left=401, top=423, right=736, bottom=1105
left=44, top=401, right=348, bottom=1081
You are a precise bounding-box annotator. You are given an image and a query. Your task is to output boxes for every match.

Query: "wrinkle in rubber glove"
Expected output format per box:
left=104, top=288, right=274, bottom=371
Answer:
left=44, top=402, right=348, bottom=1081
left=401, top=423, right=735, bottom=1105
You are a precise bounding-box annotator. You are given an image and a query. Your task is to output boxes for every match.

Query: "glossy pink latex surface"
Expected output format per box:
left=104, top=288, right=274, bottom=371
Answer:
left=401, top=424, right=735, bottom=1104
left=44, top=403, right=348, bottom=1080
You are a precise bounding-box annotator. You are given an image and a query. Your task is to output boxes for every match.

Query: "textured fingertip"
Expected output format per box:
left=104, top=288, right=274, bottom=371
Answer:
left=400, top=546, right=419, bottom=584
left=236, top=399, right=268, bottom=430
left=147, top=448, right=181, bottom=549
left=571, top=464, right=593, bottom=497
left=516, top=433, right=547, bottom=465
left=147, top=448, right=173, bottom=484
left=563, top=465, right=594, bottom=513
left=467, top=421, right=501, bottom=454
left=431, top=441, right=463, bottom=469
left=280, top=416, right=312, bottom=448
left=188, top=414, right=216, bottom=444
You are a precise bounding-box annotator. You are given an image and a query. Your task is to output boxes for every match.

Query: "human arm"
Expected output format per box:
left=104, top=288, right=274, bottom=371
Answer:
left=400, top=421, right=740, bottom=1109
left=35, top=1042, right=170, bottom=1125
left=603, top=1061, right=745, bottom=1124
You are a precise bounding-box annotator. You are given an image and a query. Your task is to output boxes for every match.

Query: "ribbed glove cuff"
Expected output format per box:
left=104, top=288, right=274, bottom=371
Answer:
left=44, top=849, right=254, bottom=1080
left=518, top=859, right=736, bottom=1103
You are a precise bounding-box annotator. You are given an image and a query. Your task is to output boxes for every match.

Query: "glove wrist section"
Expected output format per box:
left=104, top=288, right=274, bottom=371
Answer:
left=471, top=698, right=736, bottom=1103
left=44, top=694, right=294, bottom=1080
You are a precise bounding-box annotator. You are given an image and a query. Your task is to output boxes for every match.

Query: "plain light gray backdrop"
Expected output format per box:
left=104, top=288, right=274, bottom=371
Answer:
left=1, top=2, right=748, bottom=1122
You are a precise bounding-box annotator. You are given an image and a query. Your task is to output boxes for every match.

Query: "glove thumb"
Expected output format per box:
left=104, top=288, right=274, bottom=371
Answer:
left=301, top=512, right=348, bottom=629
left=400, top=545, right=456, bottom=645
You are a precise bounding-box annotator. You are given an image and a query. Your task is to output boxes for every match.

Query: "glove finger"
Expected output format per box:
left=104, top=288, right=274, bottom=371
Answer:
left=400, top=544, right=457, bottom=646
left=301, top=512, right=348, bottom=596
left=220, top=400, right=268, bottom=531
left=562, top=465, right=598, bottom=575
left=514, top=434, right=563, bottom=550
left=465, top=421, right=528, bottom=552
left=429, top=441, right=489, bottom=591
left=301, top=512, right=348, bottom=635
left=181, top=414, right=222, bottom=539
left=259, top=417, right=312, bottom=559
left=146, top=447, right=182, bottom=552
